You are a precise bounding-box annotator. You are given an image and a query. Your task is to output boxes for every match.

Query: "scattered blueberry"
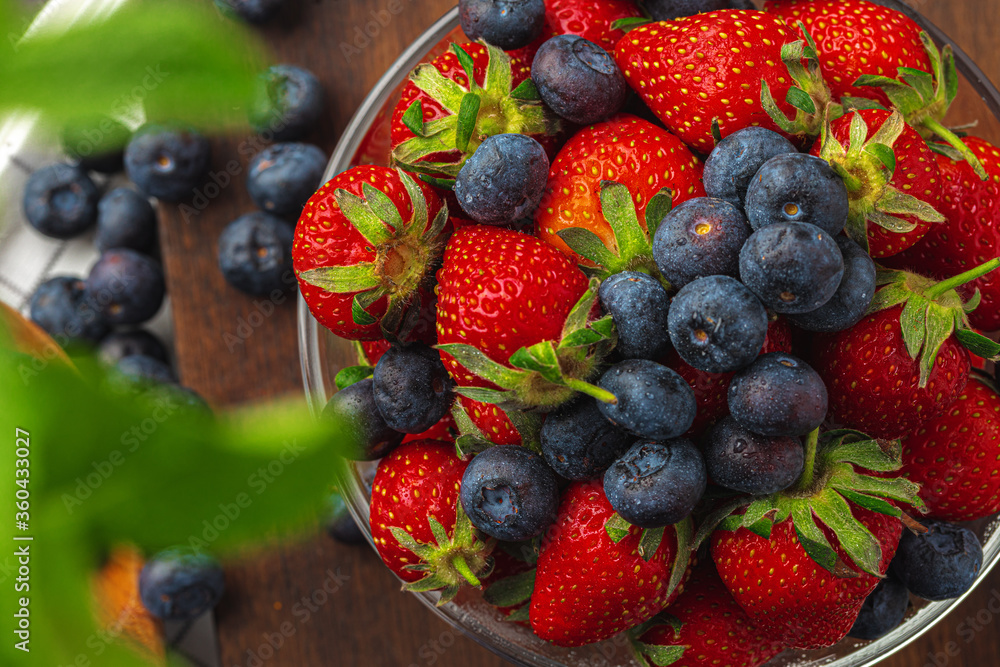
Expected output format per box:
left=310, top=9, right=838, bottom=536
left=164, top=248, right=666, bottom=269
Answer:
left=653, top=197, right=752, bottom=289
left=249, top=64, right=324, bottom=141
left=60, top=115, right=131, bottom=174
left=603, top=439, right=707, bottom=528
left=788, top=235, right=876, bottom=333
left=326, top=493, right=366, bottom=545
left=667, top=275, right=768, bottom=374
left=745, top=153, right=850, bottom=235
left=322, top=378, right=404, bottom=461
left=139, top=547, right=225, bottom=620
left=848, top=576, right=910, bottom=641
left=641, top=0, right=734, bottom=20
left=598, top=272, right=672, bottom=360
left=460, top=445, right=559, bottom=541
left=739, top=221, right=844, bottom=315
left=98, top=330, right=169, bottom=366
left=124, top=124, right=211, bottom=201
left=702, top=127, right=797, bottom=208
left=459, top=0, right=546, bottom=51
left=214, top=0, right=283, bottom=24
left=22, top=164, right=99, bottom=239
left=217, top=212, right=295, bottom=297
left=890, top=520, right=983, bottom=601
left=247, top=143, right=327, bottom=220
left=116, top=354, right=178, bottom=387
left=372, top=343, right=453, bottom=433
left=702, top=416, right=804, bottom=494
left=29, top=276, right=109, bottom=345
left=728, top=352, right=828, bottom=437
left=95, top=188, right=157, bottom=254
left=531, top=35, right=629, bottom=126
left=86, top=249, right=166, bottom=326
left=540, top=396, right=634, bottom=480
left=454, top=134, right=549, bottom=225
left=597, top=359, right=698, bottom=441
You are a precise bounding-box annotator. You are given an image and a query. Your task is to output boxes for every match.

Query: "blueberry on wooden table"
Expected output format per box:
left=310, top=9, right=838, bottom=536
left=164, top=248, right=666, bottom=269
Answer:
left=125, top=124, right=211, bottom=202
left=22, top=163, right=99, bottom=239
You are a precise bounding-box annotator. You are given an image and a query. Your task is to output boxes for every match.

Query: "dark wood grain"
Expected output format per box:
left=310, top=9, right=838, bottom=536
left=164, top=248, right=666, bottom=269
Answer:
left=154, top=1, right=1000, bottom=665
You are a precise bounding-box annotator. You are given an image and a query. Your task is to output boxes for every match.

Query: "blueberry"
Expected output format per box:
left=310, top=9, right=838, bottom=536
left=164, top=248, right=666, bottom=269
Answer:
left=603, top=439, right=706, bottom=528
left=95, top=188, right=157, bottom=254
left=788, top=235, right=876, bottom=333
left=702, top=416, right=804, bottom=494
left=139, top=548, right=225, bottom=620
left=98, top=330, right=169, bottom=366
left=60, top=115, right=131, bottom=174
left=116, top=354, right=178, bottom=387
left=247, top=143, right=326, bottom=220
left=326, top=493, right=366, bottom=545
left=454, top=134, right=549, bottom=225
left=540, top=396, right=634, bottom=480
left=702, top=127, right=797, bottom=208
left=372, top=343, right=453, bottom=433
left=597, top=359, right=697, bottom=441
left=460, top=445, right=559, bottom=541
left=29, top=276, right=109, bottom=345
left=322, top=378, right=404, bottom=461
left=22, top=164, right=99, bottom=239
left=653, top=197, right=752, bottom=289
left=214, top=0, right=283, bottom=24
left=249, top=65, right=324, bottom=141
left=86, top=249, right=166, bottom=326
left=890, top=520, right=983, bottom=601
left=459, top=0, right=546, bottom=50
left=531, top=35, right=629, bottom=126
left=124, top=124, right=211, bottom=201
left=217, top=212, right=295, bottom=297
left=641, top=0, right=735, bottom=20
left=728, top=352, right=828, bottom=437
left=848, top=577, right=910, bottom=641
left=745, top=153, right=849, bottom=235
left=667, top=275, right=768, bottom=374
left=739, top=221, right=844, bottom=315
left=598, top=272, right=671, bottom=360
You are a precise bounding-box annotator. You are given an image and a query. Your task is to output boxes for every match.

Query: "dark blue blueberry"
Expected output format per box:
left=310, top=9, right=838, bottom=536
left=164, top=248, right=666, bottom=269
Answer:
left=372, top=343, right=453, bottom=433
left=603, top=439, right=706, bottom=528
left=460, top=445, right=559, bottom=541
left=890, top=520, right=983, bottom=601
left=60, top=115, right=131, bottom=174
left=217, top=212, right=295, bottom=297
left=540, top=396, right=634, bottom=480
left=322, top=378, right=404, bottom=461
left=728, top=352, right=828, bottom=437
left=116, top=354, right=178, bottom=387
left=848, top=577, right=910, bottom=641
left=249, top=65, right=324, bottom=141
left=95, top=188, right=157, bottom=254
left=29, top=276, right=109, bottom=345
left=745, top=153, right=850, bottom=235
left=597, top=359, right=697, bottom=441
left=459, top=0, right=546, bottom=50
left=788, top=235, right=876, bottom=333
left=702, top=416, right=804, bottom=494
left=22, top=164, right=99, bottom=239
left=124, top=124, right=211, bottom=202
left=98, top=330, right=169, bottom=366
left=598, top=272, right=671, bottom=360
left=214, top=0, right=283, bottom=24
left=702, top=127, right=797, bottom=208
left=247, top=143, right=327, bottom=220
left=653, top=197, right=752, bottom=289
left=531, top=35, right=629, bottom=126
left=739, top=221, right=844, bottom=315
left=454, top=134, right=549, bottom=225
left=326, top=493, right=366, bottom=545
left=667, top=275, right=768, bottom=374
left=86, top=249, right=166, bottom=326
left=139, top=548, right=225, bottom=620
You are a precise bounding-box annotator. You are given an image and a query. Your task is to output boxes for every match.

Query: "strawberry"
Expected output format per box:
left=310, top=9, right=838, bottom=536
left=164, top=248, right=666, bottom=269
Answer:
left=293, top=166, right=447, bottom=341
left=455, top=395, right=523, bottom=446
left=530, top=480, right=693, bottom=647
left=899, top=375, right=1000, bottom=522
left=508, top=0, right=643, bottom=64
left=534, top=114, right=705, bottom=267
left=369, top=439, right=493, bottom=603
left=630, top=561, right=785, bottom=667
left=93, top=546, right=163, bottom=661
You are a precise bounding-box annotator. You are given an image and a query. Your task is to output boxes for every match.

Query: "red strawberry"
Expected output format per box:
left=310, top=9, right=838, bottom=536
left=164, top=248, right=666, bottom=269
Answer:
left=631, top=561, right=785, bottom=667
left=293, top=166, right=447, bottom=341
left=369, top=439, right=493, bottom=602
left=899, top=375, right=1000, bottom=521
left=530, top=480, right=692, bottom=647
left=359, top=339, right=391, bottom=366
left=457, top=395, right=522, bottom=446
left=508, top=0, right=643, bottom=64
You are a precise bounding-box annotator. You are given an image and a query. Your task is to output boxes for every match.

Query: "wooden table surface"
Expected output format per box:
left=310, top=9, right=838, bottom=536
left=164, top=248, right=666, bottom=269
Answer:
left=156, top=1, right=1000, bottom=665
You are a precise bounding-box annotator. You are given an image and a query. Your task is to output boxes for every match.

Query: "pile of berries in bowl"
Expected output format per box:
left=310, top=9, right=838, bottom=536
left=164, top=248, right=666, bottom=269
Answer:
left=296, top=1, right=1000, bottom=665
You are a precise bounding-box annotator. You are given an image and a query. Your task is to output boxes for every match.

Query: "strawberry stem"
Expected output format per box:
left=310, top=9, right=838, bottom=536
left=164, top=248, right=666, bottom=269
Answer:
left=792, top=428, right=821, bottom=493
left=453, top=555, right=482, bottom=588
left=564, top=378, right=618, bottom=405
left=925, top=258, right=1000, bottom=300
left=922, top=117, right=988, bottom=180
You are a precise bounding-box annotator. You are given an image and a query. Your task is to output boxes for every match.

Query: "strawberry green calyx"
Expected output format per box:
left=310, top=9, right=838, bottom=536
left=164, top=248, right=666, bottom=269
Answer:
left=483, top=568, right=536, bottom=622
left=392, top=43, right=561, bottom=180
left=628, top=615, right=685, bottom=667
left=605, top=514, right=693, bottom=596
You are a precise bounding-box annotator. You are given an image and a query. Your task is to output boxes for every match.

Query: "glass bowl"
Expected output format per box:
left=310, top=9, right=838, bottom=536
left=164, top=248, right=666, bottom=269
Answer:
left=299, top=3, right=1000, bottom=666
